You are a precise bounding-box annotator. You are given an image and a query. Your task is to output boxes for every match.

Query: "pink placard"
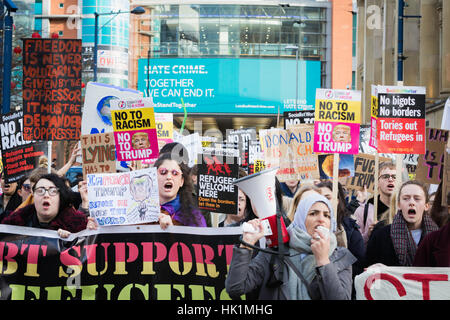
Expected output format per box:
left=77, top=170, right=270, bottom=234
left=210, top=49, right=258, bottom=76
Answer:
left=314, top=121, right=360, bottom=154
left=114, top=128, right=159, bottom=161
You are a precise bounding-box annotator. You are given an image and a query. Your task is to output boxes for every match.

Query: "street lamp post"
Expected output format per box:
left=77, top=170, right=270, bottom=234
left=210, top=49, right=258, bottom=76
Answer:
left=93, top=6, right=145, bottom=82
left=1, top=0, right=18, bottom=114
left=285, top=20, right=304, bottom=110
left=285, top=45, right=299, bottom=110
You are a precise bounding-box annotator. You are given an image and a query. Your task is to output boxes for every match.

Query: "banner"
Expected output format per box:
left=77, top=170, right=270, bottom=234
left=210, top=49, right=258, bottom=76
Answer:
left=415, top=128, right=449, bottom=185
left=376, top=86, right=426, bottom=154
left=22, top=38, right=82, bottom=141
left=138, top=58, right=321, bottom=114
left=196, top=154, right=239, bottom=214
left=313, top=89, right=361, bottom=154
left=355, top=266, right=450, bottom=300
left=87, top=168, right=160, bottom=226
left=0, top=111, right=48, bottom=183
left=0, top=225, right=240, bottom=300
left=81, top=132, right=116, bottom=179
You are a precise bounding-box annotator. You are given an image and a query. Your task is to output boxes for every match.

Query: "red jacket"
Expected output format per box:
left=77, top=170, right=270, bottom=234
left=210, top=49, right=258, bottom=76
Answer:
left=2, top=204, right=88, bottom=233
left=413, top=221, right=450, bottom=267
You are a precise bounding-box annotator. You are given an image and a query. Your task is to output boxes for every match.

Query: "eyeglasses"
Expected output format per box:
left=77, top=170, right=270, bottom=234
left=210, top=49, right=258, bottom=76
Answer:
left=34, top=186, right=59, bottom=197
left=22, top=184, right=31, bottom=191
left=379, top=174, right=396, bottom=180
left=158, top=167, right=181, bottom=177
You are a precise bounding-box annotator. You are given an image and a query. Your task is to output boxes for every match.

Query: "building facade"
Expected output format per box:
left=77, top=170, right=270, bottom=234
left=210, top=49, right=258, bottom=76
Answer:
left=355, top=0, right=449, bottom=128
left=128, top=0, right=354, bottom=132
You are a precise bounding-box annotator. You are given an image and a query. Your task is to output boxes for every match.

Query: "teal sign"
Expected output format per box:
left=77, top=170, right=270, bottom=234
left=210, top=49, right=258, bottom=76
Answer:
left=138, top=58, right=321, bottom=114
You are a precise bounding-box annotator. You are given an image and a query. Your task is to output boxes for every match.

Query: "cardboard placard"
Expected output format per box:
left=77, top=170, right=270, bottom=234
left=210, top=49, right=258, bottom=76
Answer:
left=81, top=132, right=116, bottom=179
left=22, top=39, right=82, bottom=141
left=259, top=125, right=319, bottom=182
left=87, top=168, right=160, bottom=226
left=415, top=128, right=449, bottom=185
left=346, top=153, right=392, bottom=193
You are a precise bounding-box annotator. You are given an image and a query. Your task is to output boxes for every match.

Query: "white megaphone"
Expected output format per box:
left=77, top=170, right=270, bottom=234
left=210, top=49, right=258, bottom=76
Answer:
left=233, top=167, right=289, bottom=247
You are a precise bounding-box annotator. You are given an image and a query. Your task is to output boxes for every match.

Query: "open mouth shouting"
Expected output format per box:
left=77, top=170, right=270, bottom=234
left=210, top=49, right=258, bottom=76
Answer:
left=163, top=181, right=173, bottom=192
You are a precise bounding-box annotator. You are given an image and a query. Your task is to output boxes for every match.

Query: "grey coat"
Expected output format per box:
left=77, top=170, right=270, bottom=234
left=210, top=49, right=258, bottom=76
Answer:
left=225, top=246, right=356, bottom=300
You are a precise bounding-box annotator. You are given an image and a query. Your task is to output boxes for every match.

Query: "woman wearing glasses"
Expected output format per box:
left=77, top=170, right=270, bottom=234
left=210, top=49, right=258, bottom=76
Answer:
left=154, top=153, right=206, bottom=228
left=2, top=173, right=96, bottom=238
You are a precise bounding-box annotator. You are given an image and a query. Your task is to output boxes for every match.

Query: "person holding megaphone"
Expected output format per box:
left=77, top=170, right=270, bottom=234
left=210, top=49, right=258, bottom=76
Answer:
left=225, top=193, right=356, bottom=300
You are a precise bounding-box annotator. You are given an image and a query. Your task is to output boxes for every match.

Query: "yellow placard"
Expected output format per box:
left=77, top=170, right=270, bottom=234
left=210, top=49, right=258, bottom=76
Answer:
left=314, top=99, right=361, bottom=123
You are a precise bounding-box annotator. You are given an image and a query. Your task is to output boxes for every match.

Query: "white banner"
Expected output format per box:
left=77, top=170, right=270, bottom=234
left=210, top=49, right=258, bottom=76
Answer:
left=355, top=266, right=450, bottom=300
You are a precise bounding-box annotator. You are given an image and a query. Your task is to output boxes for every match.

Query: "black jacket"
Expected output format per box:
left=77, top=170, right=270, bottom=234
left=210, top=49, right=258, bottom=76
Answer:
left=364, top=224, right=400, bottom=267
left=342, top=216, right=365, bottom=277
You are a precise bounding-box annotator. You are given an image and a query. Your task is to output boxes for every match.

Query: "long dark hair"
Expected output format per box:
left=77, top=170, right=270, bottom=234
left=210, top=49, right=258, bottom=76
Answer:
left=315, top=180, right=349, bottom=226
left=154, top=152, right=200, bottom=225
left=32, top=173, right=73, bottom=212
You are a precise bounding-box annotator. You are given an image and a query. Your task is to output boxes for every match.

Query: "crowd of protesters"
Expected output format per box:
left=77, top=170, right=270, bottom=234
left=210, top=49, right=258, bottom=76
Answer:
left=0, top=140, right=448, bottom=300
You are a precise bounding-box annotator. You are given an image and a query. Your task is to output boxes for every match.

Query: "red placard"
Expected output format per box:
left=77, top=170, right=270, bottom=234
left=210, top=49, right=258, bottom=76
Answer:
left=377, top=118, right=426, bottom=154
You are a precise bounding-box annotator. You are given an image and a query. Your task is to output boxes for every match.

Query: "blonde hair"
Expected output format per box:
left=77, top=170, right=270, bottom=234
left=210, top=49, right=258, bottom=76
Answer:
left=287, top=183, right=321, bottom=222
left=38, top=155, right=48, bottom=168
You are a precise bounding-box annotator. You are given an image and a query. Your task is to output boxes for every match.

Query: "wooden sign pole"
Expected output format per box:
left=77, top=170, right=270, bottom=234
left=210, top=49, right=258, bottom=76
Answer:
left=332, top=153, right=339, bottom=219
left=373, top=153, right=379, bottom=223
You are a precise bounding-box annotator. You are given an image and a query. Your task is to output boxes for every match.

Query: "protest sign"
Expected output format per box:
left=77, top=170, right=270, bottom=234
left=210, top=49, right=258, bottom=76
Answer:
left=87, top=168, right=159, bottom=226
left=318, top=154, right=354, bottom=179
left=81, top=132, right=116, bottom=179
left=226, top=128, right=256, bottom=168
left=355, top=266, right=450, bottom=300
left=247, top=140, right=265, bottom=175
left=0, top=111, right=48, bottom=183
left=173, top=132, right=202, bottom=167
left=155, top=113, right=173, bottom=147
left=81, top=82, right=143, bottom=135
left=284, top=110, right=315, bottom=129
left=313, top=89, right=361, bottom=154
left=346, top=154, right=392, bottom=193
left=415, top=128, right=449, bottom=185
left=376, top=86, right=426, bottom=154
left=0, top=224, right=240, bottom=300
left=22, top=39, right=82, bottom=141
left=196, top=153, right=239, bottom=214
left=111, top=107, right=158, bottom=162
left=369, top=85, right=379, bottom=149
left=259, top=126, right=319, bottom=182
left=442, top=141, right=450, bottom=206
